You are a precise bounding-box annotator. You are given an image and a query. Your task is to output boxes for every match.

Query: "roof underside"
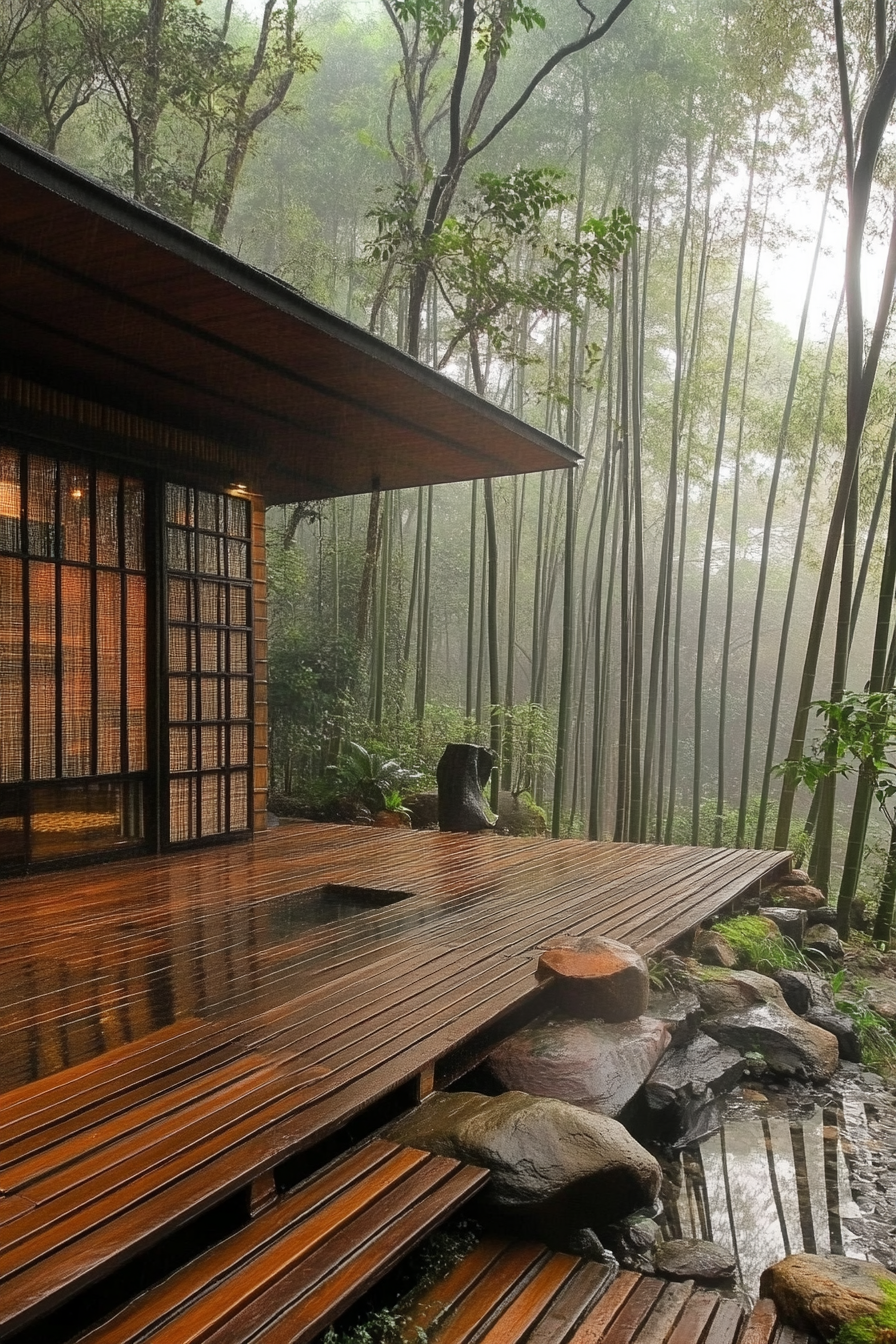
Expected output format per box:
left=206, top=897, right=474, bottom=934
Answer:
left=0, top=131, right=578, bottom=504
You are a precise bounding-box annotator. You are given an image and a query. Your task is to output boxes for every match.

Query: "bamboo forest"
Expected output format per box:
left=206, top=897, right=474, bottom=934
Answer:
left=7, top=0, right=896, bottom=933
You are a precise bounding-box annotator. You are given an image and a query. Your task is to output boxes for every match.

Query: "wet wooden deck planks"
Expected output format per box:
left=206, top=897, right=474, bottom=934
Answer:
left=401, top=1237, right=820, bottom=1344
left=0, top=825, right=791, bottom=1337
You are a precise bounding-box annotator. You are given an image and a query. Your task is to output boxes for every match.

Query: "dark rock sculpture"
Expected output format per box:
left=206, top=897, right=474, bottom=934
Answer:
left=436, top=743, right=497, bottom=832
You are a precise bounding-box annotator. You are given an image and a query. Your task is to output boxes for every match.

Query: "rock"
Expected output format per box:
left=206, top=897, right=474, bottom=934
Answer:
left=404, top=791, right=439, bottom=828
left=644, top=1032, right=746, bottom=1131
left=742, top=1088, right=768, bottom=1102
left=565, top=1227, right=609, bottom=1262
left=385, top=1090, right=662, bottom=1237
left=772, top=969, right=834, bottom=1016
left=866, top=982, right=896, bottom=1023
left=496, top=791, right=546, bottom=837
left=695, top=969, right=786, bottom=1016
left=807, top=905, right=838, bottom=927
left=436, top=743, right=497, bottom=833
left=768, top=884, right=827, bottom=911
left=760, top=1252, right=896, bottom=1338
left=774, top=869, right=810, bottom=887
left=537, top=936, right=650, bottom=1022
left=805, top=1006, right=862, bottom=1062
left=693, top=928, right=738, bottom=968
left=702, top=1001, right=840, bottom=1082
left=488, top=1015, right=670, bottom=1118
left=373, top=809, right=412, bottom=828
left=803, top=923, right=844, bottom=962
left=608, top=1212, right=660, bottom=1272
left=758, top=907, right=807, bottom=945
left=654, top=1239, right=736, bottom=1282
left=648, top=989, right=703, bottom=1046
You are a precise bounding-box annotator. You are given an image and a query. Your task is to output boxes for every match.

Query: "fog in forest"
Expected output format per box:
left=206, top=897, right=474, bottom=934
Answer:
left=6, top=0, right=896, bottom=929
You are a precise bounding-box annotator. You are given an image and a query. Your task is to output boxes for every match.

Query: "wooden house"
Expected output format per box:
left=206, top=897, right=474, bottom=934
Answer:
left=0, top=127, right=577, bottom=873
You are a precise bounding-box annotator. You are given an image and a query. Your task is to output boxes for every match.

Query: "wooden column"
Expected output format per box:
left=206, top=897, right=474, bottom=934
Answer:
left=251, top=494, right=268, bottom=832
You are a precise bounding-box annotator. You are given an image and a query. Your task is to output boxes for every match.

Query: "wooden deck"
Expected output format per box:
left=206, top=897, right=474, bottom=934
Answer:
left=400, top=1236, right=818, bottom=1344
left=0, top=823, right=791, bottom=1339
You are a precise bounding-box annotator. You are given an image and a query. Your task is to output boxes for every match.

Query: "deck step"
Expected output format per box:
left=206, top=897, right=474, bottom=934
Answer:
left=67, top=1139, right=488, bottom=1344
left=399, top=1239, right=822, bottom=1344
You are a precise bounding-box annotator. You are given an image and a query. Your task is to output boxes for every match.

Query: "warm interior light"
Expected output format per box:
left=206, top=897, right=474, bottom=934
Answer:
left=70, top=488, right=83, bottom=499
left=230, top=482, right=249, bottom=493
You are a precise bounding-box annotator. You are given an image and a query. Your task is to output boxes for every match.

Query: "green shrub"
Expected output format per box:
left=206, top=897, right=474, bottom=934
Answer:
left=832, top=972, right=896, bottom=1080
left=711, top=915, right=807, bottom=973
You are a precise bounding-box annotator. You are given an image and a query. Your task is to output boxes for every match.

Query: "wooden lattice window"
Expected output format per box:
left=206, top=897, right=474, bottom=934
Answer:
left=0, top=445, right=146, bottom=866
left=166, top=485, right=252, bottom=843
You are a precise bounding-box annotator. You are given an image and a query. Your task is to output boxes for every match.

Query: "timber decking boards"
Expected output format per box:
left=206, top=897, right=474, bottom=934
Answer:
left=398, top=1237, right=819, bottom=1344
left=0, top=825, right=790, bottom=1336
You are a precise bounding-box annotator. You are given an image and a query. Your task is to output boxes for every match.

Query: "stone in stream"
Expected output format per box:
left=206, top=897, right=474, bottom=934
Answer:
left=644, top=1031, right=746, bottom=1134
left=760, top=1253, right=896, bottom=1339
left=805, top=1006, right=862, bottom=1062
left=384, top=1090, right=662, bottom=1238
left=702, top=1000, right=839, bottom=1082
left=536, top=935, right=649, bottom=1021
left=654, top=1238, right=736, bottom=1282
left=692, top=928, right=738, bottom=968
left=772, top=969, right=834, bottom=1017
left=758, top=906, right=807, bottom=944
left=803, top=923, right=845, bottom=962
left=487, top=1015, right=670, bottom=1118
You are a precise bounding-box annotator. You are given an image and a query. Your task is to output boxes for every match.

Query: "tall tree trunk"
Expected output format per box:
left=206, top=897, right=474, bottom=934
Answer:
left=736, top=155, right=837, bottom=844
left=755, top=291, right=844, bottom=844
left=715, top=189, right=769, bottom=845
left=836, top=427, right=896, bottom=931
left=692, top=113, right=759, bottom=843
left=644, top=125, right=692, bottom=841
left=614, top=256, right=632, bottom=842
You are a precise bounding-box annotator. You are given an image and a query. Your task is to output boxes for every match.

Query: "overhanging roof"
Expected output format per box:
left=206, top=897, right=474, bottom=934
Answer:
left=0, top=128, right=578, bottom=504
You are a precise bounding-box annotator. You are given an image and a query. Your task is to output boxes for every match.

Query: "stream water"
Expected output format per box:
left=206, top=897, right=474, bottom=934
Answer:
left=655, top=1065, right=896, bottom=1301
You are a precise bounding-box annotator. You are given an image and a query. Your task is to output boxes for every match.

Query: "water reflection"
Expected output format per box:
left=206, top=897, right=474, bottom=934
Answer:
left=660, top=1101, right=865, bottom=1300
left=0, top=881, right=433, bottom=1091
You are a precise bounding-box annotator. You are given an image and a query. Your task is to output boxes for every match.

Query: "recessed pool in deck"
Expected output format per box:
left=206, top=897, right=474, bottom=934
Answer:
left=266, top=883, right=423, bottom=941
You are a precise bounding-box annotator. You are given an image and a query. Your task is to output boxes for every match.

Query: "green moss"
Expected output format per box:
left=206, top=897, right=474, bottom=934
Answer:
left=711, top=915, right=807, bottom=973
left=833, top=1277, right=896, bottom=1342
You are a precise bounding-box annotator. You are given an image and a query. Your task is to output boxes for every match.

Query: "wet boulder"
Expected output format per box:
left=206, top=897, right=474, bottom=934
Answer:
left=537, top=935, right=649, bottom=1021
left=807, top=904, right=838, bottom=927
left=767, top=883, right=827, bottom=911
left=758, top=906, right=806, bottom=944
left=644, top=1031, right=746, bottom=1133
left=694, top=969, right=786, bottom=1016
left=702, top=1001, right=839, bottom=1082
left=654, top=1239, right=736, bottom=1282
left=693, top=928, right=738, bottom=968
left=648, top=988, right=703, bottom=1046
left=385, top=1090, right=661, bottom=1238
left=761, top=1253, right=896, bottom=1339
left=772, top=969, right=834, bottom=1017
left=488, top=1014, right=670, bottom=1118
left=607, top=1212, right=660, bottom=1272
left=805, top=1006, right=861, bottom=1062
left=803, top=923, right=844, bottom=963
left=773, top=868, right=811, bottom=887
